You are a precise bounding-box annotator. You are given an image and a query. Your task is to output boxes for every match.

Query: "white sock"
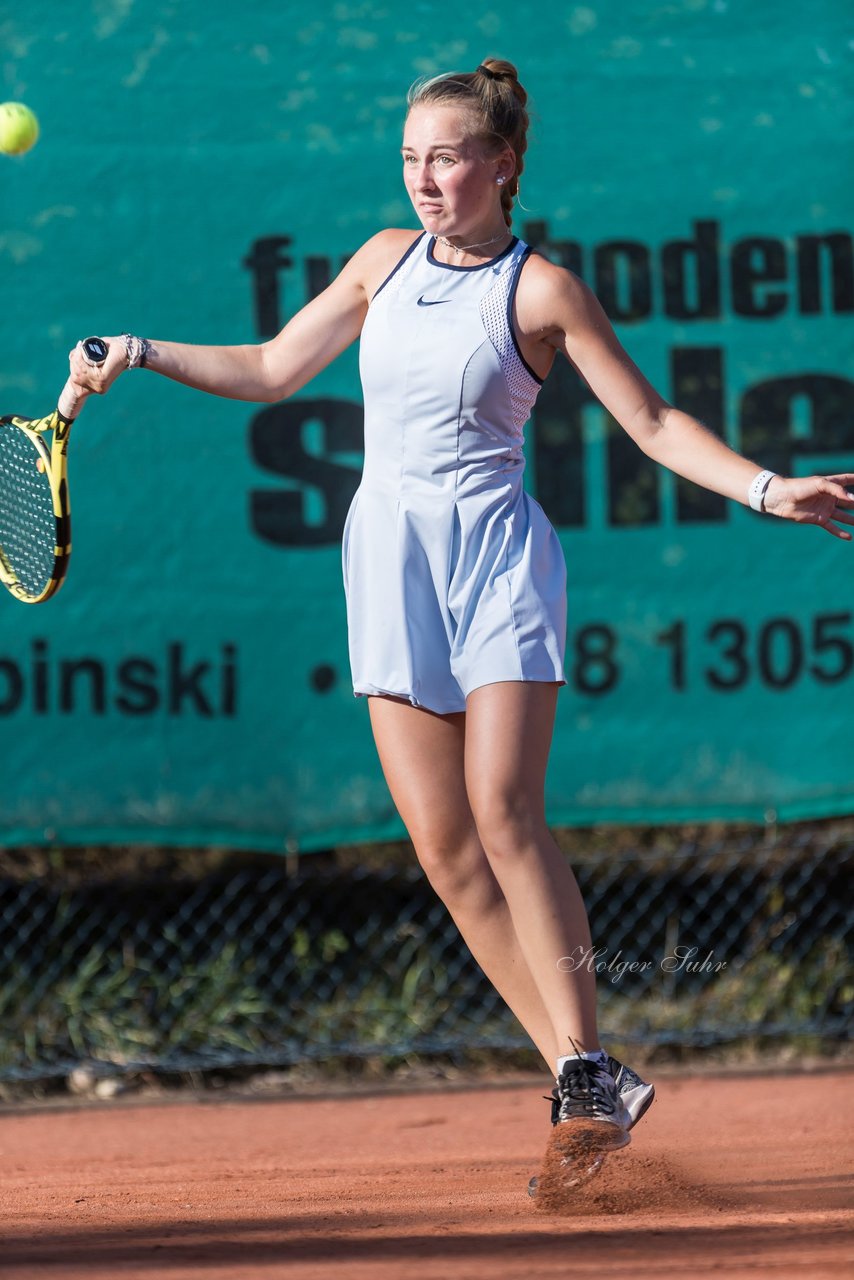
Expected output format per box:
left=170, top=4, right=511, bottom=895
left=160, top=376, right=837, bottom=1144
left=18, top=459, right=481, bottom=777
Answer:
left=556, top=1049, right=608, bottom=1078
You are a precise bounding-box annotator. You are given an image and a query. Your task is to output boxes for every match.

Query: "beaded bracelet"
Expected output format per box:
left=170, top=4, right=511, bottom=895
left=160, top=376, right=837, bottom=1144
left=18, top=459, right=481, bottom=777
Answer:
left=121, top=333, right=151, bottom=369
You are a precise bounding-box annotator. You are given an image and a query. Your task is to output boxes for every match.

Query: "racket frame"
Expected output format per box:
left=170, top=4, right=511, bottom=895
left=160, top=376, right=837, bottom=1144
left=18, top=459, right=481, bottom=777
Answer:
left=0, top=335, right=105, bottom=604
left=0, top=406, right=74, bottom=603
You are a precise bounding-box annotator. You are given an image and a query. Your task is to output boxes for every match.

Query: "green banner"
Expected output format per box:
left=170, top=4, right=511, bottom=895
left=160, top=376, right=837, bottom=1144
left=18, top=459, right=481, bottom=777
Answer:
left=2, top=2, right=852, bottom=849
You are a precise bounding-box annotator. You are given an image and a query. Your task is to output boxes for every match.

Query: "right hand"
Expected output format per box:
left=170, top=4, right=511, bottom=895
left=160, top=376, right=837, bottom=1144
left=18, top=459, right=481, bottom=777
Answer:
left=67, top=336, right=129, bottom=395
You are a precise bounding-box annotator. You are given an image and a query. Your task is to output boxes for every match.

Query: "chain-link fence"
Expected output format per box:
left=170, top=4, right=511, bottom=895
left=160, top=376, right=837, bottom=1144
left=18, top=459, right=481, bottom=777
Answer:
left=2, top=824, right=851, bottom=1083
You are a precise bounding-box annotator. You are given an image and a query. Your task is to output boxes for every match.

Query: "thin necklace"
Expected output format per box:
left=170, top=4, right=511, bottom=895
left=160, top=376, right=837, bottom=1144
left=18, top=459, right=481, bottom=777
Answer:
left=436, top=230, right=510, bottom=256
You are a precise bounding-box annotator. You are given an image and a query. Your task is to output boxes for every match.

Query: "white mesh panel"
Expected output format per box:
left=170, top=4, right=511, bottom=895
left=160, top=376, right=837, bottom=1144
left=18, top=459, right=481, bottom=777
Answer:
left=479, top=259, right=540, bottom=432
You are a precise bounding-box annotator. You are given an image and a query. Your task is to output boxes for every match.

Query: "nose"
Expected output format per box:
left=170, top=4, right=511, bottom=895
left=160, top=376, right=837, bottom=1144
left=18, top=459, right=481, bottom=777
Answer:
left=412, top=164, right=438, bottom=192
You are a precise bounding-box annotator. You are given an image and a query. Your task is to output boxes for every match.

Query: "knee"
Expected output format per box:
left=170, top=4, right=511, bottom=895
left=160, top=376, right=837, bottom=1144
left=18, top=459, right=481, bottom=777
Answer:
left=410, top=824, right=495, bottom=908
left=469, top=789, right=547, bottom=862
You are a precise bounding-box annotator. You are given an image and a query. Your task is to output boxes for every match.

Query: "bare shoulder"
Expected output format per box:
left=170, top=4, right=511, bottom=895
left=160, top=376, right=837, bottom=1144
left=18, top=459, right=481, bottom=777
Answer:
left=516, top=249, right=592, bottom=333
left=345, top=228, right=424, bottom=299
left=514, top=247, right=606, bottom=350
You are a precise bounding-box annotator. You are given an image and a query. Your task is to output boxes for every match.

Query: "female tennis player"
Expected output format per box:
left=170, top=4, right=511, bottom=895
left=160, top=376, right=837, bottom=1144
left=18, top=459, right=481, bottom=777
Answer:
left=69, top=58, right=854, bottom=1191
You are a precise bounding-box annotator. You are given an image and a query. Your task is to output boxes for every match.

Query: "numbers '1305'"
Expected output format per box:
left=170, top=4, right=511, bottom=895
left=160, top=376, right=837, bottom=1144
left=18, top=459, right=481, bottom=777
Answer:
left=569, top=612, right=853, bottom=695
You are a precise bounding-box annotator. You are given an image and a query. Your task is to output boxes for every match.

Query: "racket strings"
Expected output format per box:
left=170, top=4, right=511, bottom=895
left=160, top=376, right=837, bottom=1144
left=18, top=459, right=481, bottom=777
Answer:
left=0, top=421, right=57, bottom=597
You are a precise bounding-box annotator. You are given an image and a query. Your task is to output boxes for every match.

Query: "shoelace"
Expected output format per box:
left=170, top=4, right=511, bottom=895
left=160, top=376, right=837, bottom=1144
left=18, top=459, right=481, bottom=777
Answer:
left=545, top=1055, right=627, bottom=1124
left=556, top=1059, right=619, bottom=1120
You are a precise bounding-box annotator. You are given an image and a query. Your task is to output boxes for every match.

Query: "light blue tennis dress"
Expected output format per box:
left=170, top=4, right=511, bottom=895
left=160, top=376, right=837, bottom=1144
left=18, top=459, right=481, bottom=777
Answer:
left=343, top=232, right=567, bottom=714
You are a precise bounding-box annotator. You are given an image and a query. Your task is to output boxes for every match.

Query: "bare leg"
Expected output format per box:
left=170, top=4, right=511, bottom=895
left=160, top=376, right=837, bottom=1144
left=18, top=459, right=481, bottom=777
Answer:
left=367, top=695, right=560, bottom=1068
left=464, top=682, right=600, bottom=1054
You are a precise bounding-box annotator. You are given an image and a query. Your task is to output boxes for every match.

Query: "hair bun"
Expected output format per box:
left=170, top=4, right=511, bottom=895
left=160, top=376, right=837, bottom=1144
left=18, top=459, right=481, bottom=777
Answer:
left=477, top=58, right=527, bottom=106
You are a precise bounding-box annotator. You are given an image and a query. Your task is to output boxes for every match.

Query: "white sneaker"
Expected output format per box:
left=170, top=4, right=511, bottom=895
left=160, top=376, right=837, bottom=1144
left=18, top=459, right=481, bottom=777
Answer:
left=553, top=1056, right=631, bottom=1138
left=605, top=1054, right=655, bottom=1128
left=528, top=1054, right=653, bottom=1198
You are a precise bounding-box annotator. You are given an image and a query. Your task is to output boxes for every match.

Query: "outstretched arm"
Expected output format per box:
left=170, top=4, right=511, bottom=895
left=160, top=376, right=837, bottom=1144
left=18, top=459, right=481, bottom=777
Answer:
left=67, top=229, right=418, bottom=404
left=518, top=258, right=854, bottom=540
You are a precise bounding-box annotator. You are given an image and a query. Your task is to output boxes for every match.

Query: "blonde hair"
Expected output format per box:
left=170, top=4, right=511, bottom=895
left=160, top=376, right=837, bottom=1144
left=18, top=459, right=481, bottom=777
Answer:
left=406, top=58, right=530, bottom=227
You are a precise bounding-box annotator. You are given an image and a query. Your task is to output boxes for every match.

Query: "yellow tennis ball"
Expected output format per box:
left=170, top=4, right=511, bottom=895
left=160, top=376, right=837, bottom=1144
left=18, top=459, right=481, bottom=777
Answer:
left=0, top=102, right=40, bottom=156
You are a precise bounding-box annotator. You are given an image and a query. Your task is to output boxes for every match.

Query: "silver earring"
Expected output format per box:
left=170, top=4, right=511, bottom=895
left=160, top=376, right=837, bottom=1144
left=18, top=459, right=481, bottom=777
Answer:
left=496, top=177, right=506, bottom=185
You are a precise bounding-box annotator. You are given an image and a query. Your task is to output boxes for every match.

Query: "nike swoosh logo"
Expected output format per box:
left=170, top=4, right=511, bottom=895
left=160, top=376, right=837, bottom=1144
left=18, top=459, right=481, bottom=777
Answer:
left=417, top=296, right=451, bottom=306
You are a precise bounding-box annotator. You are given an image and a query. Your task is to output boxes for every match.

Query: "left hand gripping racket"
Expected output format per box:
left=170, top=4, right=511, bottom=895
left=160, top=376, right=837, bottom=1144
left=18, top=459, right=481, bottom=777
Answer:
left=0, top=336, right=107, bottom=603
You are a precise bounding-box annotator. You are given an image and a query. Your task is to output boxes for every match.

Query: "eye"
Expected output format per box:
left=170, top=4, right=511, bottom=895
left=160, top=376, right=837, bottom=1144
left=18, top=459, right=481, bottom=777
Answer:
left=402, top=153, right=418, bottom=165
left=436, top=155, right=455, bottom=165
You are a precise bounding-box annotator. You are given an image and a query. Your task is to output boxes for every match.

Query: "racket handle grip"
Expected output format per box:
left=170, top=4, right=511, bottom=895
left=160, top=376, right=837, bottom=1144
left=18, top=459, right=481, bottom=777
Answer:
left=57, top=336, right=109, bottom=422
left=57, top=377, right=90, bottom=422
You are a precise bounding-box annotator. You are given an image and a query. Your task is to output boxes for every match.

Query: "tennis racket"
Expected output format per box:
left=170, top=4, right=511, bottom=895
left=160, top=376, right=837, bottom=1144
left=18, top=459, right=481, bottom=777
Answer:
left=0, top=336, right=107, bottom=604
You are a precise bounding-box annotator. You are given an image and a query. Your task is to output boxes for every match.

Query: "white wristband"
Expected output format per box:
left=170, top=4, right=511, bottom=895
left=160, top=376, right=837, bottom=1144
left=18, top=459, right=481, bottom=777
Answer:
left=748, top=469, right=777, bottom=512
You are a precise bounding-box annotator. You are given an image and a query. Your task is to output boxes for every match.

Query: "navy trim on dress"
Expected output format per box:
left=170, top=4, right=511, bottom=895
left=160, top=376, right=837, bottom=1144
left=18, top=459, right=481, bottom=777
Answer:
left=507, top=246, right=544, bottom=386
left=427, top=235, right=519, bottom=272
left=371, top=231, right=426, bottom=301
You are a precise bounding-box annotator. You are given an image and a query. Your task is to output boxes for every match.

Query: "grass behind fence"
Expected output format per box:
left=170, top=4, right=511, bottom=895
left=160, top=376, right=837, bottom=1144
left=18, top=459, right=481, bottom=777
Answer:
left=2, top=820, right=852, bottom=1084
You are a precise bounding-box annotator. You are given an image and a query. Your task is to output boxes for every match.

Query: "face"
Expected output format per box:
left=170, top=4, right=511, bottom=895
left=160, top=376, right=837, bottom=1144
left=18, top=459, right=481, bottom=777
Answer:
left=401, top=103, right=513, bottom=238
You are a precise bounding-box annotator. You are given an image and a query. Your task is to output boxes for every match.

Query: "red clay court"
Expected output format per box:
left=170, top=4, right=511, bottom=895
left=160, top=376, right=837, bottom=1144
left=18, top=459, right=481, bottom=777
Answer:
left=3, top=1067, right=852, bottom=1279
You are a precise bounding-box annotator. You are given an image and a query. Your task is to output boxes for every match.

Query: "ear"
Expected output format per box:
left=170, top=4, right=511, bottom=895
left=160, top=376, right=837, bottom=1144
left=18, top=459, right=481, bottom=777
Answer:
left=493, top=147, right=516, bottom=186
